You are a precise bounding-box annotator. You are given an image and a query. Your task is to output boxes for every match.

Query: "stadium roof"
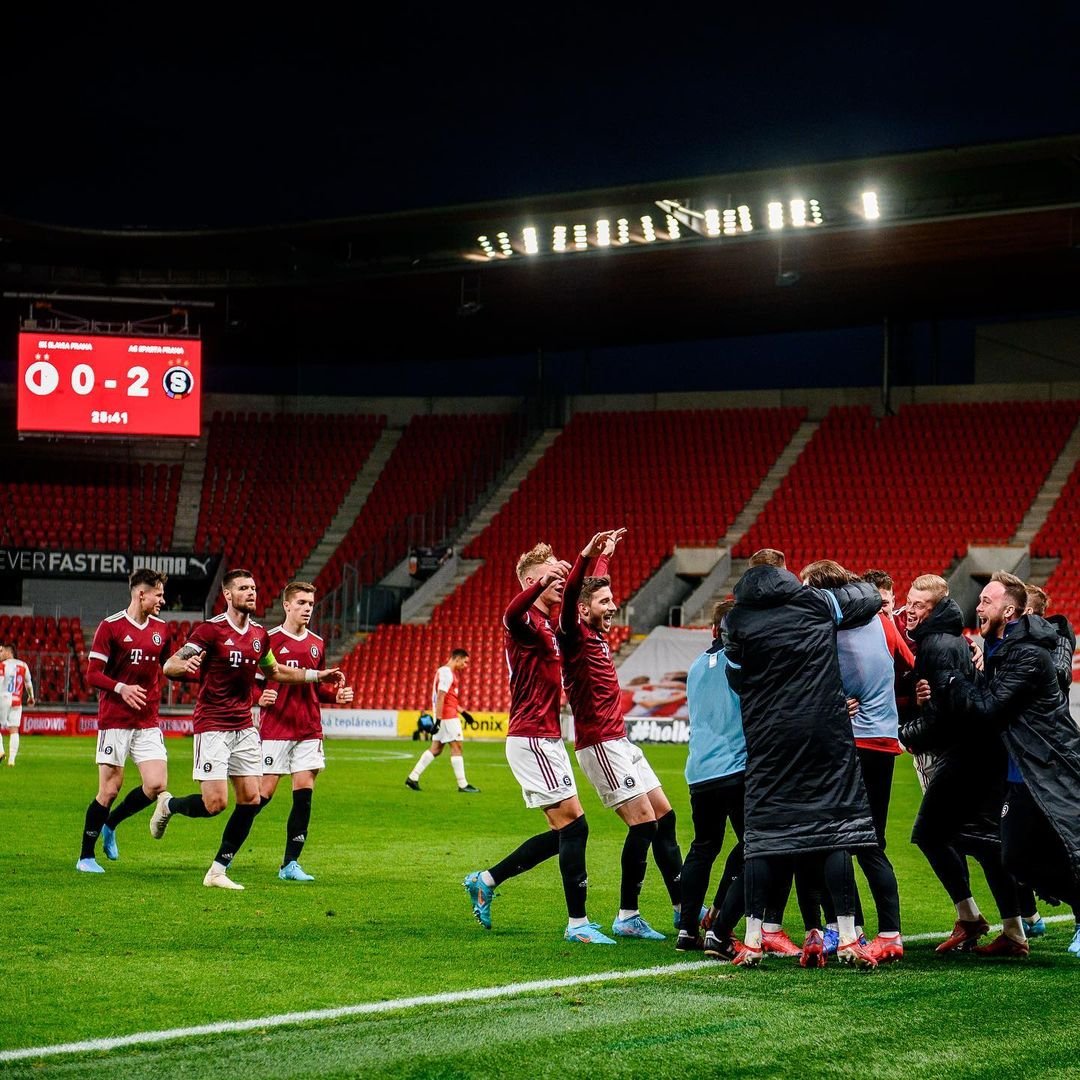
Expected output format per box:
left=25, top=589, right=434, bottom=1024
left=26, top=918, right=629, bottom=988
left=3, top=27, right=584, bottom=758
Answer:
left=3, top=136, right=1079, bottom=360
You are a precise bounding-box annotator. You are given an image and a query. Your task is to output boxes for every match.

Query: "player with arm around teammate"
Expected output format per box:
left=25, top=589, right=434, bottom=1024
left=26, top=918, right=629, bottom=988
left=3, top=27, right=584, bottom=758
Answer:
left=463, top=539, right=613, bottom=944
left=254, top=581, right=354, bottom=881
left=0, top=643, right=35, bottom=767
left=154, top=569, right=344, bottom=890
left=76, top=569, right=170, bottom=873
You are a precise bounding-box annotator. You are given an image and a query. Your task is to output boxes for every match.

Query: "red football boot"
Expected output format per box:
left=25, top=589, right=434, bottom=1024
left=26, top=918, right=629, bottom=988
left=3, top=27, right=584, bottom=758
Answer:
left=974, top=933, right=1030, bottom=958
left=800, top=928, right=827, bottom=968
left=836, top=938, right=879, bottom=969
left=761, top=928, right=802, bottom=957
left=936, top=916, right=990, bottom=953
left=867, top=935, right=904, bottom=964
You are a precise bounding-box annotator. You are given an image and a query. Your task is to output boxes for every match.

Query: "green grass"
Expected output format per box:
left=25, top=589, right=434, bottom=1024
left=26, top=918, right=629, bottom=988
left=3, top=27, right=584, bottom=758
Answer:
left=2, top=737, right=1077, bottom=1078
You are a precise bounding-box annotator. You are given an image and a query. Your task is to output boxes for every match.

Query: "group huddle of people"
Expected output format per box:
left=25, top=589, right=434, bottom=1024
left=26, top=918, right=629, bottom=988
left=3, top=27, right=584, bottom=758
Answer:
left=468, top=533, right=1080, bottom=970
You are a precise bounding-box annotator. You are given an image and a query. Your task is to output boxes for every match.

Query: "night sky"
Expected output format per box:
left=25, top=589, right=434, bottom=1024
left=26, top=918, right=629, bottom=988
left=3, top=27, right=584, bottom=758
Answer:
left=4, top=11, right=1078, bottom=229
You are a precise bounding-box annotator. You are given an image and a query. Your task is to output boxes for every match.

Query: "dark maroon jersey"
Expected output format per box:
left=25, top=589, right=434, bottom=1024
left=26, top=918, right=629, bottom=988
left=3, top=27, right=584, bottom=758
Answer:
left=503, top=584, right=562, bottom=738
left=257, top=626, right=326, bottom=742
left=187, top=613, right=273, bottom=733
left=87, top=611, right=166, bottom=729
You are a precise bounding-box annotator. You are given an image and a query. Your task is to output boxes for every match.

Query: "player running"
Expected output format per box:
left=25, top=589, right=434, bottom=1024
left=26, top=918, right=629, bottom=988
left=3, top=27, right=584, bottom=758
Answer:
left=153, top=569, right=344, bottom=889
left=559, top=529, right=687, bottom=940
left=77, top=569, right=170, bottom=872
left=464, top=537, right=615, bottom=944
left=0, top=643, right=35, bottom=767
left=254, top=581, right=354, bottom=881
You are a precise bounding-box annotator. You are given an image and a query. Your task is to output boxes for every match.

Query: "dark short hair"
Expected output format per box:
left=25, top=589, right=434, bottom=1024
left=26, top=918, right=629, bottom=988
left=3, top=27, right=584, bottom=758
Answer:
left=801, top=559, right=857, bottom=589
left=748, top=548, right=786, bottom=568
left=579, top=576, right=612, bottom=606
left=712, top=598, right=735, bottom=631
left=862, top=569, right=894, bottom=591
left=130, top=568, right=167, bottom=591
left=450, top=648, right=469, bottom=660
left=223, top=568, right=255, bottom=588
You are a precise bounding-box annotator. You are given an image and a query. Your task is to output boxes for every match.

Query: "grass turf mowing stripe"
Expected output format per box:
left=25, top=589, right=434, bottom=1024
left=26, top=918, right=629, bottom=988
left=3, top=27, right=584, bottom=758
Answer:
left=4, top=914, right=1074, bottom=1064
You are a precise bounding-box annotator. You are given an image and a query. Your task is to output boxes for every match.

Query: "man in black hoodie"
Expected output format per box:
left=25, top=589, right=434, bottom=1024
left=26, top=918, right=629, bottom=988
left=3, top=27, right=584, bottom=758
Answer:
left=900, top=573, right=1026, bottom=955
left=724, top=548, right=882, bottom=968
left=941, top=571, right=1080, bottom=959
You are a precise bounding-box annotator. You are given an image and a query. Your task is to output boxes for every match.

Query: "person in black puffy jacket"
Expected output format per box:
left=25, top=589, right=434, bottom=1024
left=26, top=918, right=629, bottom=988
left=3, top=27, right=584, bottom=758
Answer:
left=900, top=573, right=1023, bottom=955
left=1024, top=584, right=1076, bottom=698
left=941, top=572, right=1080, bottom=960
left=724, top=548, right=881, bottom=967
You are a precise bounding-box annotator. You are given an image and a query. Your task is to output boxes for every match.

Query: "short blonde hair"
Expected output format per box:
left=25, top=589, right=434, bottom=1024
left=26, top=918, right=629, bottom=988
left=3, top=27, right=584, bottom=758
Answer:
left=909, top=574, right=949, bottom=605
left=516, top=542, right=555, bottom=584
left=1025, top=584, right=1049, bottom=615
left=991, top=570, right=1028, bottom=615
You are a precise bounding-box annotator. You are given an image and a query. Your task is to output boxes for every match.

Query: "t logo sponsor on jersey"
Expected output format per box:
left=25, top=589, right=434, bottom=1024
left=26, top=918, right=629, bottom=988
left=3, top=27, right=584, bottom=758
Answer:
left=130, top=648, right=145, bottom=664
left=228, top=649, right=243, bottom=668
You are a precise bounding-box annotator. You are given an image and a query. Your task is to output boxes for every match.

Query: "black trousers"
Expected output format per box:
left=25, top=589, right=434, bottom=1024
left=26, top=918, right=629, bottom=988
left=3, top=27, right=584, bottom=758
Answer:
left=1001, top=781, right=1080, bottom=912
left=850, top=748, right=902, bottom=932
left=746, top=849, right=856, bottom=926
left=679, top=776, right=744, bottom=936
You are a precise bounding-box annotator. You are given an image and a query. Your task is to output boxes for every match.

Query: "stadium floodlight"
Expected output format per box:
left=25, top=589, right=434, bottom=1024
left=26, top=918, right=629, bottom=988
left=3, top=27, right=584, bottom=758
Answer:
left=596, top=219, right=611, bottom=247
left=704, top=208, right=721, bottom=237
left=478, top=235, right=496, bottom=258
left=497, top=231, right=513, bottom=257
left=809, top=199, right=823, bottom=225
left=767, top=202, right=784, bottom=230
left=641, top=215, right=657, bottom=242
left=862, top=191, right=880, bottom=220
left=665, top=214, right=681, bottom=239
left=738, top=205, right=753, bottom=232
left=553, top=225, right=568, bottom=252
left=573, top=224, right=588, bottom=250
left=522, top=227, right=539, bottom=255
left=722, top=208, right=738, bottom=236
left=616, top=218, right=630, bottom=244
left=790, top=199, right=807, bottom=227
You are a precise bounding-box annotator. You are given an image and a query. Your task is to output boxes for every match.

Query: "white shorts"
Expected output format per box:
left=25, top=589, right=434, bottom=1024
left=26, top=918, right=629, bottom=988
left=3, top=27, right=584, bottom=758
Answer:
left=0, top=702, right=22, bottom=730
left=433, top=718, right=463, bottom=744
left=576, top=738, right=662, bottom=809
left=506, top=735, right=578, bottom=809
left=193, top=728, right=263, bottom=782
left=95, top=727, right=167, bottom=767
left=261, top=738, right=325, bottom=775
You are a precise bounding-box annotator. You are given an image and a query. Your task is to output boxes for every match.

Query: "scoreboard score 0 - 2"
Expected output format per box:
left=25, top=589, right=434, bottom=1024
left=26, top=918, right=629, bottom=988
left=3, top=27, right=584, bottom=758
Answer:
left=17, top=332, right=202, bottom=438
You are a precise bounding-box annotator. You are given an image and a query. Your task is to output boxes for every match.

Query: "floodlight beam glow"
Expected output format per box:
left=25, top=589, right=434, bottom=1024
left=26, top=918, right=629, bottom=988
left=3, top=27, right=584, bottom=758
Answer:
left=862, top=191, right=880, bottom=220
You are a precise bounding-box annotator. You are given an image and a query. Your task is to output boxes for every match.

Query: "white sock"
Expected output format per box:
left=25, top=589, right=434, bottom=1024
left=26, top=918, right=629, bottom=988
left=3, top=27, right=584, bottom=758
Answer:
left=8, top=732, right=18, bottom=763
left=1023, top=911, right=1039, bottom=922
left=762, top=922, right=782, bottom=933
left=568, top=916, right=589, bottom=928
left=672, top=903, right=681, bottom=913
left=480, top=870, right=495, bottom=887
left=0, top=734, right=5, bottom=756
left=837, top=915, right=857, bottom=945
left=1002, top=916, right=1027, bottom=942
left=825, top=921, right=838, bottom=932
left=879, top=931, right=901, bottom=940
left=451, top=756, right=468, bottom=788
left=744, top=916, right=763, bottom=948
left=409, top=750, right=435, bottom=781
left=956, top=897, right=981, bottom=921
left=209, top=860, right=229, bottom=876
left=618, top=909, right=639, bottom=921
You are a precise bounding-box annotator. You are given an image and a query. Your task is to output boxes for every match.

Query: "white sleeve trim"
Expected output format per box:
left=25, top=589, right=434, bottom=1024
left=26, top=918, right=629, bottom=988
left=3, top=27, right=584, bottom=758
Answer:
left=88, top=651, right=110, bottom=663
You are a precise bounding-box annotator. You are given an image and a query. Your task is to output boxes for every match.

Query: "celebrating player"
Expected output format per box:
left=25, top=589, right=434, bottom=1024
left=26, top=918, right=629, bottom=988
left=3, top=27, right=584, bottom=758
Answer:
left=254, top=581, right=354, bottom=881
left=0, top=643, right=35, bottom=767
left=76, top=569, right=170, bottom=873
left=560, top=528, right=686, bottom=940
left=464, top=539, right=612, bottom=944
left=153, top=569, right=344, bottom=889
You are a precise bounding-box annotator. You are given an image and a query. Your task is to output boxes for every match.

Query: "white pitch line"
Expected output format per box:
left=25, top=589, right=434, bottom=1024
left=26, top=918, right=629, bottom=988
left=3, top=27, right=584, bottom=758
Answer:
left=3, top=914, right=1075, bottom=1063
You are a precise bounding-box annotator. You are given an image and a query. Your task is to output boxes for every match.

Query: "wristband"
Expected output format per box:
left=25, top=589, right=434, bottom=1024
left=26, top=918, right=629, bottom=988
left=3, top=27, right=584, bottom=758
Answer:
left=114, top=682, right=127, bottom=695
left=305, top=669, right=319, bottom=683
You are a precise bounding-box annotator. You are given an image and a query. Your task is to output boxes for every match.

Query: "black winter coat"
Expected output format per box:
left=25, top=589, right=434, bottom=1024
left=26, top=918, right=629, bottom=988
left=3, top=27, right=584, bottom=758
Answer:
left=725, top=566, right=881, bottom=858
left=946, top=614, right=1080, bottom=888
left=902, top=597, right=1004, bottom=850
left=1046, top=613, right=1076, bottom=697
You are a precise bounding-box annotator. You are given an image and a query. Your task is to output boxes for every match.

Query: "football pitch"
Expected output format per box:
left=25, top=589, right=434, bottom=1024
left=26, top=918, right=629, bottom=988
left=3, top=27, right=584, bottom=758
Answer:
left=2, top=737, right=1078, bottom=1079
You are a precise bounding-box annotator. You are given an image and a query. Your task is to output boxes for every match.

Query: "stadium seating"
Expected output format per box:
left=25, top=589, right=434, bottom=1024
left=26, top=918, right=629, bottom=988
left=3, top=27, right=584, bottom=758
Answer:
left=196, top=411, right=385, bottom=614
left=0, top=613, right=90, bottom=703
left=1031, top=457, right=1080, bottom=629
left=735, top=401, right=1080, bottom=602
left=315, top=413, right=527, bottom=597
left=343, top=406, right=805, bottom=709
